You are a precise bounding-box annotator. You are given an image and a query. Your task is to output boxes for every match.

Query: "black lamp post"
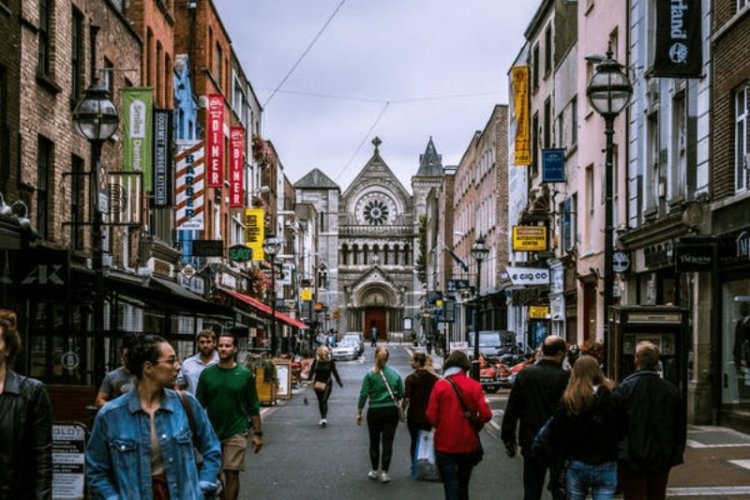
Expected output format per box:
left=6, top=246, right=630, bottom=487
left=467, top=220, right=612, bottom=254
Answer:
left=263, top=234, right=281, bottom=355
left=586, top=47, right=632, bottom=372
left=73, top=80, right=119, bottom=385
left=470, top=234, right=490, bottom=381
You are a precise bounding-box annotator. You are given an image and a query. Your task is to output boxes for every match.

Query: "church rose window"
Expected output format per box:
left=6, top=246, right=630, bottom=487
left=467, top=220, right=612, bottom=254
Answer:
left=355, top=192, right=397, bottom=225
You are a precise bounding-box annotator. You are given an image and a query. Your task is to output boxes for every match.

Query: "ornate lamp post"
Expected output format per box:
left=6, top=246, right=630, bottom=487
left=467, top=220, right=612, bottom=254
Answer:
left=470, top=234, right=490, bottom=381
left=73, top=80, right=119, bottom=385
left=263, top=234, right=282, bottom=354
left=586, top=46, right=632, bottom=371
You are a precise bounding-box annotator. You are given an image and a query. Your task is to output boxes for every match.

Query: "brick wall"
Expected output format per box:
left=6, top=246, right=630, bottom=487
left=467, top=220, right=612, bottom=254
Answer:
left=0, top=0, right=22, bottom=200
left=712, top=11, right=750, bottom=201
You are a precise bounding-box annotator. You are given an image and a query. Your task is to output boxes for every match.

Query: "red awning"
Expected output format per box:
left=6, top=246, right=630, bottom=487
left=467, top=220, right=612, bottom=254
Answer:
left=222, top=288, right=308, bottom=329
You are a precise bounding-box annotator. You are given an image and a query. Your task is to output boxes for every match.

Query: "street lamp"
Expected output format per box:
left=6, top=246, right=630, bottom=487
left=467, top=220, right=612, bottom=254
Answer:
left=73, top=80, right=119, bottom=385
left=586, top=46, right=632, bottom=371
left=263, top=234, right=282, bottom=354
left=470, top=234, right=490, bottom=381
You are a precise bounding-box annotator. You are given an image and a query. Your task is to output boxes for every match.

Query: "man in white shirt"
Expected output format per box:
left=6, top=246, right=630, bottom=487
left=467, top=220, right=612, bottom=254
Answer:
left=177, top=329, right=219, bottom=394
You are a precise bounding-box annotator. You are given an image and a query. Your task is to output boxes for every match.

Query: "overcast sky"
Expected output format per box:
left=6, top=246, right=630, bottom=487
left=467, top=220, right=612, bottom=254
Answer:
left=216, top=1, right=539, bottom=192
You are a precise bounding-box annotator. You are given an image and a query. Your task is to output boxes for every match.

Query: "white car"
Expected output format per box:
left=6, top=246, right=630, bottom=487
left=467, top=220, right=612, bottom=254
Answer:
left=332, top=338, right=360, bottom=361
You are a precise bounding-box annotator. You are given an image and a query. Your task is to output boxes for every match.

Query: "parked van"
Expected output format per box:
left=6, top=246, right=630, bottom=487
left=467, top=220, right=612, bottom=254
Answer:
left=466, top=330, right=515, bottom=357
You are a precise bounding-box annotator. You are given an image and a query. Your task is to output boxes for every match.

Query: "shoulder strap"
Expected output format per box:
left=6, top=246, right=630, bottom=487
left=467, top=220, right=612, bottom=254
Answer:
left=379, top=370, right=399, bottom=404
left=177, top=390, right=200, bottom=448
left=446, top=376, right=479, bottom=435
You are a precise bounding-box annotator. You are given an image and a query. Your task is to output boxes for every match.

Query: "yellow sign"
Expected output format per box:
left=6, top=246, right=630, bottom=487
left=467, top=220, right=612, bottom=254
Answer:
left=512, top=226, right=548, bottom=252
left=244, top=208, right=265, bottom=261
left=529, top=305, right=549, bottom=319
left=512, top=66, right=530, bottom=166
left=300, top=288, right=312, bottom=301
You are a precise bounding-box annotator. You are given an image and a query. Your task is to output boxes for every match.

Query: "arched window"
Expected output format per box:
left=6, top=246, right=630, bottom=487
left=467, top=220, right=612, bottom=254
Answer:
left=363, top=244, right=369, bottom=264
left=373, top=244, right=379, bottom=264
left=404, top=244, right=410, bottom=265
left=352, top=244, right=359, bottom=265
left=384, top=245, right=389, bottom=265
left=341, top=244, right=348, bottom=265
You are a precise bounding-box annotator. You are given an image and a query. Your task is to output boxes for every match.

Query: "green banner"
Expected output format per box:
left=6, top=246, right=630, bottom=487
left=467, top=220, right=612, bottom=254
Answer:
left=122, top=88, right=153, bottom=190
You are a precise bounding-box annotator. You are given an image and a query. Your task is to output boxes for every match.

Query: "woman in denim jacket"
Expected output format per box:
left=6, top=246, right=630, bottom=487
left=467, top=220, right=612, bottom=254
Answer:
left=86, top=334, right=222, bottom=499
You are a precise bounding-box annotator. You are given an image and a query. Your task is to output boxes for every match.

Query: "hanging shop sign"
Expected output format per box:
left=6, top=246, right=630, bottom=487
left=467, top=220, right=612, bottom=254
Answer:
left=175, top=140, right=205, bottom=230
left=52, top=423, right=86, bottom=500
left=612, top=251, right=631, bottom=274
left=122, top=88, right=153, bottom=190
left=512, top=66, right=530, bottom=165
left=228, top=244, right=253, bottom=262
left=229, top=127, right=244, bottom=207
left=507, top=266, right=550, bottom=286
left=192, top=240, right=223, bottom=257
left=653, top=0, right=702, bottom=78
left=542, top=148, right=566, bottom=183
left=528, top=305, right=550, bottom=319
left=206, top=94, right=224, bottom=187
left=153, top=109, right=172, bottom=207
left=300, top=288, right=313, bottom=301
left=512, top=226, right=548, bottom=252
left=244, top=208, right=265, bottom=261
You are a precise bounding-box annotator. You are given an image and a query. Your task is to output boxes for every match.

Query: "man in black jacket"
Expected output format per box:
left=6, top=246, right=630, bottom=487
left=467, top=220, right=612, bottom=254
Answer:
left=614, top=341, right=686, bottom=500
left=501, top=335, right=569, bottom=500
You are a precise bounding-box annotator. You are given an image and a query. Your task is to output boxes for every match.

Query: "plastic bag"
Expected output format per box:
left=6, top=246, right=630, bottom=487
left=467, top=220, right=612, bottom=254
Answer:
left=413, top=430, right=441, bottom=482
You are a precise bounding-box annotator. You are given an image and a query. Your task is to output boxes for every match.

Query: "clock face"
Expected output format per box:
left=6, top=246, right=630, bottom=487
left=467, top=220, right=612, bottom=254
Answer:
left=355, top=193, right=397, bottom=225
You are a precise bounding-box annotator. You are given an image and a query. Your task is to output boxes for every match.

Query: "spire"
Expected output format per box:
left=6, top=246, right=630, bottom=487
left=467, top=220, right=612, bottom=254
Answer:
left=416, top=136, right=443, bottom=176
left=372, top=136, right=382, bottom=155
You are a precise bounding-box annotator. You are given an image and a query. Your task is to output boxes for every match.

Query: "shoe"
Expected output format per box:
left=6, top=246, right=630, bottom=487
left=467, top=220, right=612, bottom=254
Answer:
left=368, top=470, right=379, bottom=480
left=319, top=418, right=327, bottom=428
left=380, top=472, right=390, bottom=483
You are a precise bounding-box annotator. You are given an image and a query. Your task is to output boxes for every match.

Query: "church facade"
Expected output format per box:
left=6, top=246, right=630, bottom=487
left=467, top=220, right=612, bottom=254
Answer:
left=295, top=137, right=444, bottom=340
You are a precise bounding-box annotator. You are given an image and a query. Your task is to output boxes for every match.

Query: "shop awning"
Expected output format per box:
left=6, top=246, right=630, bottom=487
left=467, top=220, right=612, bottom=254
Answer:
left=221, top=288, right=308, bottom=329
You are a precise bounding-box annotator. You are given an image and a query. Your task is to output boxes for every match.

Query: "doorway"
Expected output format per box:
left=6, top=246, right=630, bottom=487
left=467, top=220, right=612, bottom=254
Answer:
left=364, top=308, right=386, bottom=340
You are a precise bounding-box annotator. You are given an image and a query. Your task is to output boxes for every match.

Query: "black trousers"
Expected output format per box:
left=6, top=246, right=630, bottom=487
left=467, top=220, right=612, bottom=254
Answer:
left=366, top=406, right=400, bottom=472
left=314, top=382, right=332, bottom=418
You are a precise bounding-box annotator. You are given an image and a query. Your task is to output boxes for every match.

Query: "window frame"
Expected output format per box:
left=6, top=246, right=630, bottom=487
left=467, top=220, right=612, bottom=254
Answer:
left=37, top=136, right=53, bottom=240
left=735, top=83, right=749, bottom=193
left=38, top=0, right=51, bottom=76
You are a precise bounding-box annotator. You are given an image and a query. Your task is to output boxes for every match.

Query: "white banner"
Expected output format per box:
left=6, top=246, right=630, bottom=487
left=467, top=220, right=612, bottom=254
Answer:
left=506, top=266, right=550, bottom=286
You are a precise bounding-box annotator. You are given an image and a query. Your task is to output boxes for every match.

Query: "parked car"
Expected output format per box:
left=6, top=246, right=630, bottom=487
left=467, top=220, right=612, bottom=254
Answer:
left=466, top=330, right=515, bottom=357
left=342, top=333, right=364, bottom=357
left=332, top=337, right=360, bottom=361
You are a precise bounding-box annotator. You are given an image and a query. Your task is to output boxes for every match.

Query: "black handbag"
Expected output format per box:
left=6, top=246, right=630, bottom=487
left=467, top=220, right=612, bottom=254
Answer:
left=445, top=377, right=484, bottom=465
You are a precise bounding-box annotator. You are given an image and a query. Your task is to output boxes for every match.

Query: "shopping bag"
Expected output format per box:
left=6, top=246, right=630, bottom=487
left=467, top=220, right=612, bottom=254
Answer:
left=413, top=430, right=441, bottom=482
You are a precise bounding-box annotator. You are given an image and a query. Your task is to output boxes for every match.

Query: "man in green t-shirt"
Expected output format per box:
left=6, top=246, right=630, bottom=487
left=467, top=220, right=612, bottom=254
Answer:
left=197, top=333, right=262, bottom=500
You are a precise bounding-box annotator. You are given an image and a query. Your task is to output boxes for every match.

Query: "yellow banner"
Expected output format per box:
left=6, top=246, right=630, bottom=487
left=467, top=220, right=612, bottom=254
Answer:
left=300, top=288, right=313, bottom=301
left=244, top=208, right=265, bottom=261
left=512, top=225, right=548, bottom=252
left=512, top=66, right=530, bottom=165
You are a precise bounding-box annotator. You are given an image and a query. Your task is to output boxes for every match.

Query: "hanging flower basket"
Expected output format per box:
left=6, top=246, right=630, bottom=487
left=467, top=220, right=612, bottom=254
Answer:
left=252, top=134, right=273, bottom=170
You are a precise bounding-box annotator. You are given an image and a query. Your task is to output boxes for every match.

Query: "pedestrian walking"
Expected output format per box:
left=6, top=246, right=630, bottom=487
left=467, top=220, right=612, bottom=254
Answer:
left=356, top=345, right=404, bottom=483
left=0, top=313, right=52, bottom=500
left=426, top=350, right=492, bottom=500
left=86, top=334, right=222, bottom=499
left=370, top=322, right=379, bottom=347
left=176, top=329, right=219, bottom=395
left=403, top=351, right=439, bottom=467
left=539, top=355, right=627, bottom=500
left=309, top=345, right=343, bottom=427
left=197, top=333, right=263, bottom=500
left=614, top=341, right=686, bottom=500
left=501, top=335, right=569, bottom=500
left=94, top=331, right=139, bottom=408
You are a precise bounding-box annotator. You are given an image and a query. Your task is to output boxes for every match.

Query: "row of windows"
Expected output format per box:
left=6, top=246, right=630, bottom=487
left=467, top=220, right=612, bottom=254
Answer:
left=339, top=244, right=411, bottom=266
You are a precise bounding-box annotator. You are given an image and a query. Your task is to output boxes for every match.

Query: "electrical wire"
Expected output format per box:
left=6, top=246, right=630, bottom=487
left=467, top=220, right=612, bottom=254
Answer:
left=263, top=0, right=347, bottom=107
left=257, top=87, right=502, bottom=104
left=335, top=102, right=390, bottom=181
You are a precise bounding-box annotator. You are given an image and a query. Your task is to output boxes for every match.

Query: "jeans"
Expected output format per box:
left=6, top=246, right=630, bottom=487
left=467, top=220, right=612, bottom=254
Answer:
left=436, top=451, right=475, bottom=500
left=367, top=406, right=399, bottom=472
left=522, top=453, right=549, bottom=500
left=565, top=460, right=618, bottom=500
left=314, top=382, right=332, bottom=418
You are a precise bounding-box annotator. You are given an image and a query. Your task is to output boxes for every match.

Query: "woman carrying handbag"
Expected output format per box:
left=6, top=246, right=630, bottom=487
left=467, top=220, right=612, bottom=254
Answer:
left=426, top=351, right=492, bottom=500
left=356, top=346, right=404, bottom=483
left=309, top=346, right=343, bottom=428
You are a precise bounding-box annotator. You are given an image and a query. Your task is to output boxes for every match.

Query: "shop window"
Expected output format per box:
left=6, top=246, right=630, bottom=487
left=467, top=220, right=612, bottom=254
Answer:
left=721, top=284, right=750, bottom=406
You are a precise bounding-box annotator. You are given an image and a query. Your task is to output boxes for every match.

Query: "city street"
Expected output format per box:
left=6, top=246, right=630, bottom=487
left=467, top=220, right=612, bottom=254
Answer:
left=241, top=344, right=524, bottom=499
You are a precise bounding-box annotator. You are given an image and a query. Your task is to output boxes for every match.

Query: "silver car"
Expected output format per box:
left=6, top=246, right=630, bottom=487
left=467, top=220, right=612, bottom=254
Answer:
left=332, top=337, right=360, bottom=361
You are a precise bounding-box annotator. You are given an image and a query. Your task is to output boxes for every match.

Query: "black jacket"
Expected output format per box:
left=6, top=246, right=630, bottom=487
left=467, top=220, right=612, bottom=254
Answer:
left=501, top=359, right=569, bottom=453
left=0, top=370, right=52, bottom=499
left=614, top=370, right=686, bottom=473
left=309, top=359, right=343, bottom=387
left=549, top=386, right=627, bottom=465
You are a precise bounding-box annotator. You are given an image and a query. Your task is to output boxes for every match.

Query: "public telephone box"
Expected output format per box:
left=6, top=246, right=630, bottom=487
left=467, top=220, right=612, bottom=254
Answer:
left=608, top=305, right=689, bottom=397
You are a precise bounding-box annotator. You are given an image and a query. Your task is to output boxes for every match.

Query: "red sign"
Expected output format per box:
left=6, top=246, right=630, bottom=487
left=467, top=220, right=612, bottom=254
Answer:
left=229, top=127, right=244, bottom=207
left=206, top=94, right=224, bottom=187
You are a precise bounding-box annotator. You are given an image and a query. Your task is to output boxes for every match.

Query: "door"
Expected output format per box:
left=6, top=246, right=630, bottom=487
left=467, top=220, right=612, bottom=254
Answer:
left=364, top=308, right=386, bottom=340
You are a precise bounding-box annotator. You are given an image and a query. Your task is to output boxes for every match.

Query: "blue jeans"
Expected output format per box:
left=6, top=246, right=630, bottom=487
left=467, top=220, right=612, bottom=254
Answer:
left=565, top=460, right=618, bottom=500
left=436, top=451, right=475, bottom=500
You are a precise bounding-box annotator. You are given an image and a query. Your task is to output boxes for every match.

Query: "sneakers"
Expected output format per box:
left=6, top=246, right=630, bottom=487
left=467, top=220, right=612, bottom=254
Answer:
left=380, top=472, right=390, bottom=483
left=319, top=418, right=327, bottom=428
left=367, top=470, right=379, bottom=480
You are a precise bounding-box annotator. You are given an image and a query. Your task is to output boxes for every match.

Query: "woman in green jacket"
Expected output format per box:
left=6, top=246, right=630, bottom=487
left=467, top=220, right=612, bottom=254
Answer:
left=356, top=346, right=404, bottom=483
